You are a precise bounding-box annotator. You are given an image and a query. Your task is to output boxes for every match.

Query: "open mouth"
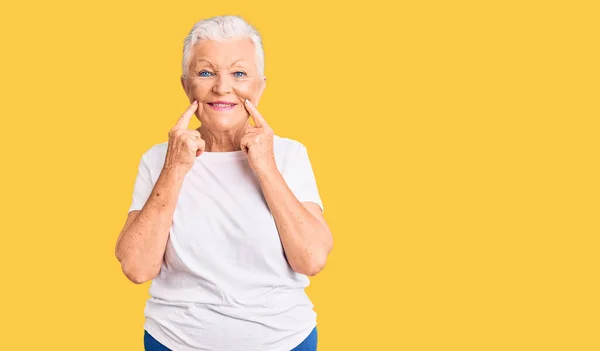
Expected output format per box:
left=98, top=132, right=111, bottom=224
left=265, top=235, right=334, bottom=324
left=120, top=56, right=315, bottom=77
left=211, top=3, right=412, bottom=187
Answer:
left=207, top=102, right=237, bottom=111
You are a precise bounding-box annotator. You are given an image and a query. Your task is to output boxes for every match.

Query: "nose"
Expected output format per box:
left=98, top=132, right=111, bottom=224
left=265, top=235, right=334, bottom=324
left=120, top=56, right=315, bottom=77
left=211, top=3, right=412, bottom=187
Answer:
left=212, top=73, right=233, bottom=95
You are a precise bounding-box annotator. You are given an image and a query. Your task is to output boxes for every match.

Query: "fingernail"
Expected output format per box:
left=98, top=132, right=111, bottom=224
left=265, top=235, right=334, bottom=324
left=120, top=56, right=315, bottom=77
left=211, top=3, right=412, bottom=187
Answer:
left=193, top=100, right=198, bottom=104
left=245, top=99, right=250, bottom=104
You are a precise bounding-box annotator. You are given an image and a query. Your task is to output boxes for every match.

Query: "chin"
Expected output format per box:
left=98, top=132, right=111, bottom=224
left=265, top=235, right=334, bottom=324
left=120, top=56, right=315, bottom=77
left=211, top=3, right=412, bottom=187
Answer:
left=203, top=114, right=246, bottom=129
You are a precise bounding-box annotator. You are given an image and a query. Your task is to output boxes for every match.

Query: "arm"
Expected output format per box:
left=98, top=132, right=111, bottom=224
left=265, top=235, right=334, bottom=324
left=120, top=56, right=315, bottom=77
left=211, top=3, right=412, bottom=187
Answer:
left=256, top=167, right=333, bottom=276
left=115, top=100, right=205, bottom=284
left=240, top=98, right=333, bottom=276
left=115, top=167, right=186, bottom=284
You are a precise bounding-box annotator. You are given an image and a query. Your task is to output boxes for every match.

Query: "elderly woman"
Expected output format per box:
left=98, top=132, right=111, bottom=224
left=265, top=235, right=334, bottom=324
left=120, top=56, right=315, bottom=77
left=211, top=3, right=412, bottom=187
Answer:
left=115, top=15, right=333, bottom=351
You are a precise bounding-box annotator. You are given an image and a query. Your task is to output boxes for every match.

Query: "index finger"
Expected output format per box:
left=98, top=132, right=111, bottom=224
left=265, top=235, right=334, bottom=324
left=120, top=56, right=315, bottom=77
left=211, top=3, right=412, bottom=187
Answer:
left=173, top=100, right=198, bottom=130
left=244, top=99, right=268, bottom=128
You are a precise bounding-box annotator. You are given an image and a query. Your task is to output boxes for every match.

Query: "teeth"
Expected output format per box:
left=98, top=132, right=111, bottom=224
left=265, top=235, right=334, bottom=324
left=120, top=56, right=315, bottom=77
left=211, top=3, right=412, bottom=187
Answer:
left=212, top=103, right=234, bottom=107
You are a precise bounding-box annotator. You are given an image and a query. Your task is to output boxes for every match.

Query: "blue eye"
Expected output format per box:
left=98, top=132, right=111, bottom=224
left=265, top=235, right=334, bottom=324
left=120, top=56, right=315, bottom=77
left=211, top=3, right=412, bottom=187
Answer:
left=233, top=71, right=247, bottom=78
left=198, top=70, right=213, bottom=77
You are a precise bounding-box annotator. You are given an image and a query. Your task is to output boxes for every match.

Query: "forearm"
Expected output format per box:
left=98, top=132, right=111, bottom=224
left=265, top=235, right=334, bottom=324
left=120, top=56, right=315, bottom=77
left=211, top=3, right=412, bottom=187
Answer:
left=116, top=167, right=186, bottom=283
left=256, top=167, right=331, bottom=276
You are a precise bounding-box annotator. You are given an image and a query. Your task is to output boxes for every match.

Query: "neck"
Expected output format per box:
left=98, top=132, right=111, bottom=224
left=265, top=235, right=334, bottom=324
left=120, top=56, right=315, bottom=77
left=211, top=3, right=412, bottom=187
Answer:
left=197, top=119, right=253, bottom=152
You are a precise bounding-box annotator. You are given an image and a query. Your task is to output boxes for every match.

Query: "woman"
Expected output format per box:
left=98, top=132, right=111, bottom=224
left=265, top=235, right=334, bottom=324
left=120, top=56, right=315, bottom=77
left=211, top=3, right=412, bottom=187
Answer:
left=115, top=15, right=333, bottom=351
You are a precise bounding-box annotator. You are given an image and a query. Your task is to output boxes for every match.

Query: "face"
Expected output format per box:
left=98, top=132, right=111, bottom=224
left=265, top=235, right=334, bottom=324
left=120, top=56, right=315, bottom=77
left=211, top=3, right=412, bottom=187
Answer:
left=181, top=37, right=266, bottom=131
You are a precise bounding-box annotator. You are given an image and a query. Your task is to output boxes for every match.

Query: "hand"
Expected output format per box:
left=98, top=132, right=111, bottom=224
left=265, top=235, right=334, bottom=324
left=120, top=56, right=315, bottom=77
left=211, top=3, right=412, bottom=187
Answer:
left=240, top=99, right=276, bottom=174
left=163, top=100, right=206, bottom=174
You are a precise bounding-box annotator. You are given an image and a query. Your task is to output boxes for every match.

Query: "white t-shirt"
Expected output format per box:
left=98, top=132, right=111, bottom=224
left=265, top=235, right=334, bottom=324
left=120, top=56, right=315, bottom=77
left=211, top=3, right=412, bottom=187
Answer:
left=128, top=135, right=323, bottom=351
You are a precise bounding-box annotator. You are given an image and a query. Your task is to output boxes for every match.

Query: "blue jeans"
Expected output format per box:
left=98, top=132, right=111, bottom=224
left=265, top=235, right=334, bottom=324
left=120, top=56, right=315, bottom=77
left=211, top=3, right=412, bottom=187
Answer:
left=144, top=327, right=318, bottom=351
left=290, top=327, right=318, bottom=351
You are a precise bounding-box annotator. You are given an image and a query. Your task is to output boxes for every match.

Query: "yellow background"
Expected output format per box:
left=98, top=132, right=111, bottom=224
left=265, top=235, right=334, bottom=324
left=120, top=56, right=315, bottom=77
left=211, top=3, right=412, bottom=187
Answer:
left=1, top=0, right=598, bottom=350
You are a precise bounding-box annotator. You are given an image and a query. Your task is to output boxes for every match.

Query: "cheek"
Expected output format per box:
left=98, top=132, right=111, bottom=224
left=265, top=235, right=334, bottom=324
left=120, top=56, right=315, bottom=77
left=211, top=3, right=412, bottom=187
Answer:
left=189, top=82, right=210, bottom=97
left=233, top=80, right=260, bottom=99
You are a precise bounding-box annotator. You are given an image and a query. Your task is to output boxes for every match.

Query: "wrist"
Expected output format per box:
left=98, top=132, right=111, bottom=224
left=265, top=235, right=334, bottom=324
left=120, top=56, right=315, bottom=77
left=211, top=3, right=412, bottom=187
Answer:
left=255, top=163, right=280, bottom=181
left=161, top=164, right=187, bottom=182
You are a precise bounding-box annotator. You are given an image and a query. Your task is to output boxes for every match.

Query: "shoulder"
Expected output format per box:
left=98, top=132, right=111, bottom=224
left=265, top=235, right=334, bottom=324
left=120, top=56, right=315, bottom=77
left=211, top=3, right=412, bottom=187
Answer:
left=139, top=142, right=168, bottom=168
left=274, top=134, right=307, bottom=156
left=273, top=135, right=314, bottom=175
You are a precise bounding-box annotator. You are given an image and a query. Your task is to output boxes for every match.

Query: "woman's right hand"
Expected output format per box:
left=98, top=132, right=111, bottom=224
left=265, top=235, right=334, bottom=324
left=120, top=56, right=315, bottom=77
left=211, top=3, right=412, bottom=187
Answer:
left=163, top=100, right=205, bottom=174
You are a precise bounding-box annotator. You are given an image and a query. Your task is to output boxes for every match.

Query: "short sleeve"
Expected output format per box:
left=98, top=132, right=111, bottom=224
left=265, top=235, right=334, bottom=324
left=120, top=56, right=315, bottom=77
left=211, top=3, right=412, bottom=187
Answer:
left=286, top=143, right=324, bottom=212
left=128, top=152, right=154, bottom=213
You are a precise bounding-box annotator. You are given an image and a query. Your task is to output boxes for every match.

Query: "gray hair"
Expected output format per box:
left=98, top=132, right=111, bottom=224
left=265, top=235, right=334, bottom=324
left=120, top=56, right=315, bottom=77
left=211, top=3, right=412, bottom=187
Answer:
left=181, top=15, right=265, bottom=78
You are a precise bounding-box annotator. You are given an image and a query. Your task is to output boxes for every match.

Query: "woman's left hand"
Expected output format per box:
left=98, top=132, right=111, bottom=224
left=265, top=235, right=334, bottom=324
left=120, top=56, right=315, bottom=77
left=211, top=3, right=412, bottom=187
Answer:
left=240, top=99, right=277, bottom=175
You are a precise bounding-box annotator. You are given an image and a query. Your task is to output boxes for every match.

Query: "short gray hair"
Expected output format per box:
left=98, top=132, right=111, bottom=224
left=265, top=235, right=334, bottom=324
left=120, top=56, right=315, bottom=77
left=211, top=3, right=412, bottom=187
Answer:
left=181, top=15, right=265, bottom=78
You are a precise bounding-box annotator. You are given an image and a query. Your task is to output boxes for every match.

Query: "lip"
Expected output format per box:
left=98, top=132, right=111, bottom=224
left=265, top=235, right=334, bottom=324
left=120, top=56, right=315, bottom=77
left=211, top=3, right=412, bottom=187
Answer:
left=207, top=101, right=237, bottom=111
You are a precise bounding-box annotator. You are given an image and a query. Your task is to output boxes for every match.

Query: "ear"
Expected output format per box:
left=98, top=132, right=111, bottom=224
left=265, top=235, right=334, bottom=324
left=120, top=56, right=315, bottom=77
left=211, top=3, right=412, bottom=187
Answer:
left=181, top=75, right=195, bottom=104
left=256, top=76, right=267, bottom=107
left=180, top=75, right=187, bottom=94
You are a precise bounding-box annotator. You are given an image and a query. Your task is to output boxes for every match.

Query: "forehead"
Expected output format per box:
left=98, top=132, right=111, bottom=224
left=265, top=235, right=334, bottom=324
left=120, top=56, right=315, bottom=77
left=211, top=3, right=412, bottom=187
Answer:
left=189, top=37, right=257, bottom=67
